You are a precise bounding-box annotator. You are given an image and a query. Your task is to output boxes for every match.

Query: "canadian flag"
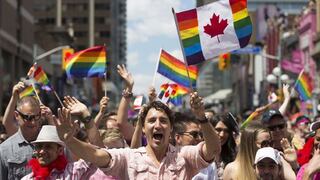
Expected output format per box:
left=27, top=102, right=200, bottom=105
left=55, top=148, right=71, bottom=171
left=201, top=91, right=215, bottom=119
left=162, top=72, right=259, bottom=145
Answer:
left=133, top=95, right=144, bottom=110
left=158, top=85, right=175, bottom=104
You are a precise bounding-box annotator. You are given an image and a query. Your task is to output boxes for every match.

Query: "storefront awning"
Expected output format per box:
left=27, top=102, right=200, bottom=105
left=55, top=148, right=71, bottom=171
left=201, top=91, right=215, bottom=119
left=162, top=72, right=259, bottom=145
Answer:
left=204, top=88, right=232, bottom=104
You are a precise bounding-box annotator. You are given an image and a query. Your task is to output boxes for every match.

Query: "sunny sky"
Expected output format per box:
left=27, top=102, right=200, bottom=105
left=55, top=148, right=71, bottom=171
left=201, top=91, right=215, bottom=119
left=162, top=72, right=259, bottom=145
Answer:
left=126, top=0, right=196, bottom=95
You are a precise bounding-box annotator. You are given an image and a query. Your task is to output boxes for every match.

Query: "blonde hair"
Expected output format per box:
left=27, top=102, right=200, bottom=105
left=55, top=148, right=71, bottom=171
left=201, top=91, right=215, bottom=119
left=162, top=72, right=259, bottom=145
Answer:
left=234, top=123, right=269, bottom=180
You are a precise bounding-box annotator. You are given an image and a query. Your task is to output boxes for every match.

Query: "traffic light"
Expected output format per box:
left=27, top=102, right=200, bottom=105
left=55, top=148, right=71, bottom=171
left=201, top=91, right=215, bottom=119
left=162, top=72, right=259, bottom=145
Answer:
left=218, top=53, right=230, bottom=70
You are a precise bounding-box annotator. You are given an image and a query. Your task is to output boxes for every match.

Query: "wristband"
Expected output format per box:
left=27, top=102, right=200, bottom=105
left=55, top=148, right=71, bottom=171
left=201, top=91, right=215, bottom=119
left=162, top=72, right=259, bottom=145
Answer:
left=122, top=90, right=133, bottom=99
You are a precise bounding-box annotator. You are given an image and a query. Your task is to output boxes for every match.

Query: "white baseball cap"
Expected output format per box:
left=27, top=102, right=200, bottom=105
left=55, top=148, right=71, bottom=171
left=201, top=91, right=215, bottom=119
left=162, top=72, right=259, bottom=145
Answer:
left=255, top=147, right=281, bottom=165
left=32, top=125, right=65, bottom=147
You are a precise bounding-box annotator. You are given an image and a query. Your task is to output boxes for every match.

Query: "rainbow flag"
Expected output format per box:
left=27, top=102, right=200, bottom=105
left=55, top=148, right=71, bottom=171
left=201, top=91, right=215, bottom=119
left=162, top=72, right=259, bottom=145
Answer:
left=158, top=83, right=188, bottom=106
left=66, top=46, right=106, bottom=78
left=19, top=86, right=35, bottom=98
left=157, top=49, right=198, bottom=88
left=62, top=48, right=74, bottom=70
left=174, top=0, right=252, bottom=65
left=294, top=70, right=313, bottom=101
left=27, top=64, right=52, bottom=91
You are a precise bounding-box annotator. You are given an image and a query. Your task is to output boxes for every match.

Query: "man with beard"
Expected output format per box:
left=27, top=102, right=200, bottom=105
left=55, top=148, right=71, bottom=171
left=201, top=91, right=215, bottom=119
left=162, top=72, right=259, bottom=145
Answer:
left=254, top=147, right=282, bottom=180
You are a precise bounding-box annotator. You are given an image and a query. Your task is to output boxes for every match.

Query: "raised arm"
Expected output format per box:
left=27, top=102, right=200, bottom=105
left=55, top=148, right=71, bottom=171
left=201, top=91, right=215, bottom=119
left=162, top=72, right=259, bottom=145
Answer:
left=55, top=107, right=111, bottom=167
left=3, top=82, right=25, bottom=136
left=63, top=96, right=104, bottom=148
left=148, top=86, right=157, bottom=103
left=279, top=84, right=290, bottom=115
left=116, top=64, right=135, bottom=142
left=94, top=96, right=109, bottom=128
left=130, top=106, right=146, bottom=149
left=190, top=92, right=221, bottom=161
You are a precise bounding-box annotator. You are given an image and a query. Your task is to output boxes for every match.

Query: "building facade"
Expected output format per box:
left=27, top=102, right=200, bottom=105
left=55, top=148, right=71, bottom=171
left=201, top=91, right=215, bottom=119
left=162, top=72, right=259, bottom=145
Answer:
left=0, top=0, right=35, bottom=114
left=33, top=0, right=126, bottom=107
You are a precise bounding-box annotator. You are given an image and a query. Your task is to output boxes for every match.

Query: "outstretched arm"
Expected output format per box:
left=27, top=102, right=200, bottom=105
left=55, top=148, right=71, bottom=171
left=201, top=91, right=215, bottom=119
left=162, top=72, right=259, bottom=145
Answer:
left=63, top=96, right=104, bottom=148
left=54, top=108, right=111, bottom=167
left=3, top=82, right=25, bottom=136
left=190, top=92, right=221, bottom=162
left=279, top=84, right=290, bottom=115
left=116, top=64, right=135, bottom=142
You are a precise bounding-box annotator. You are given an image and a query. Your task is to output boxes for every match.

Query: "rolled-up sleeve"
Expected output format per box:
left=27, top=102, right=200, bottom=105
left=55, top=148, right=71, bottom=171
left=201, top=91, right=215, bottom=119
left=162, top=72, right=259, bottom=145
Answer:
left=180, top=142, right=210, bottom=176
left=98, top=148, right=129, bottom=178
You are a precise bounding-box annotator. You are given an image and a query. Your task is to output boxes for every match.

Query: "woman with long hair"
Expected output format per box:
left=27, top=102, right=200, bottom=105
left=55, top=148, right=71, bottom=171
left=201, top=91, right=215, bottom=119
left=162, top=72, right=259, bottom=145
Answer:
left=211, top=113, right=239, bottom=167
left=223, top=123, right=271, bottom=180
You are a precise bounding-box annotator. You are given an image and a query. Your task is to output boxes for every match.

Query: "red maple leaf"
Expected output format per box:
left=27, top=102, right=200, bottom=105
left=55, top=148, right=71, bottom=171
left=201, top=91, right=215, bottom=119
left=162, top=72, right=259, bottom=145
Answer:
left=204, top=13, right=228, bottom=43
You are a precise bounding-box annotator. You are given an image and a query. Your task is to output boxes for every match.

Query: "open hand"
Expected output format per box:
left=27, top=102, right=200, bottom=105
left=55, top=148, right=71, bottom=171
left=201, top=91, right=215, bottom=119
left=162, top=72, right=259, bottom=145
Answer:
left=148, top=86, right=157, bottom=102
left=63, top=96, right=90, bottom=118
left=54, top=108, right=77, bottom=142
left=280, top=138, right=297, bottom=163
left=12, top=82, right=25, bottom=97
left=117, top=64, right=134, bottom=90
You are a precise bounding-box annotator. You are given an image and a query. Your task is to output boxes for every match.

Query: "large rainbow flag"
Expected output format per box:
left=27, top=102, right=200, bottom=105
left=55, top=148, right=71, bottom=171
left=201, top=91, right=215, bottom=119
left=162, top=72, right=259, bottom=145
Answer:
left=65, top=46, right=106, bottom=78
left=174, top=0, right=252, bottom=65
left=157, top=49, right=198, bottom=88
left=158, top=83, right=188, bottom=106
left=27, top=64, right=52, bottom=91
left=294, top=70, right=313, bottom=101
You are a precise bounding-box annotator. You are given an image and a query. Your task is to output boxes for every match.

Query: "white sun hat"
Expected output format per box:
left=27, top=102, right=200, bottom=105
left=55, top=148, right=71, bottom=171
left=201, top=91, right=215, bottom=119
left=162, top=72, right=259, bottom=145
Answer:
left=32, top=125, right=65, bottom=147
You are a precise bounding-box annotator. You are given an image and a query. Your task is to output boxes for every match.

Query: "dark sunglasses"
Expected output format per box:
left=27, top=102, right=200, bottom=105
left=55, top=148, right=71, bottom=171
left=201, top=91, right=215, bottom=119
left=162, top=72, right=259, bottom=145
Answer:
left=16, top=110, right=41, bottom=122
left=267, top=124, right=285, bottom=131
left=180, top=131, right=203, bottom=139
left=260, top=140, right=274, bottom=148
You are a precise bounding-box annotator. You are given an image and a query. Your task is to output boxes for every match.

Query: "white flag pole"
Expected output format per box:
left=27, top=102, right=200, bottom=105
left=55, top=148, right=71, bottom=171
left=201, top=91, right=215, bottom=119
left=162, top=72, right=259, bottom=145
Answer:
left=152, top=48, right=163, bottom=87
left=172, top=8, right=193, bottom=93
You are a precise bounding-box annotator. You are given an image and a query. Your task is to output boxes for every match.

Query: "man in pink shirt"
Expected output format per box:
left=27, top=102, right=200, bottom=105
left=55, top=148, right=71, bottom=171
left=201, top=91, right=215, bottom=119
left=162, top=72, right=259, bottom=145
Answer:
left=54, top=92, right=221, bottom=179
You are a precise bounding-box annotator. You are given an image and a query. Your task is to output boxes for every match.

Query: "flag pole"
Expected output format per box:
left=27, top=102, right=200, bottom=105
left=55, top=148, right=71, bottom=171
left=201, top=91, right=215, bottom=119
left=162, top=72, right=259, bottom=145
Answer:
left=152, top=48, right=162, bottom=86
left=104, top=44, right=107, bottom=97
left=52, top=90, right=64, bottom=107
left=31, top=84, right=43, bottom=105
left=172, top=8, right=193, bottom=92
left=293, top=69, right=305, bottom=89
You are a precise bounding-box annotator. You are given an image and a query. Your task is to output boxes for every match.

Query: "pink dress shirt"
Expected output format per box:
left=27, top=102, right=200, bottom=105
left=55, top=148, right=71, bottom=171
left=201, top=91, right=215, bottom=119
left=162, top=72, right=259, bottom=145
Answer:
left=101, top=142, right=210, bottom=180
left=21, top=159, right=117, bottom=180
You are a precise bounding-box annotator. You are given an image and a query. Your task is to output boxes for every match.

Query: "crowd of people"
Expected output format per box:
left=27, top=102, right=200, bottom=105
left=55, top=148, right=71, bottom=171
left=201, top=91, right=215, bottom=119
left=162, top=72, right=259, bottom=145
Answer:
left=0, top=64, right=319, bottom=179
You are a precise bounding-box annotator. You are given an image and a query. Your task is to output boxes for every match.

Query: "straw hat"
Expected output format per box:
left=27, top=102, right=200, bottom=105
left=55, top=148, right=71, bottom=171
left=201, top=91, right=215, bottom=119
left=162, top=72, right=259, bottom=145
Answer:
left=32, top=125, right=65, bottom=147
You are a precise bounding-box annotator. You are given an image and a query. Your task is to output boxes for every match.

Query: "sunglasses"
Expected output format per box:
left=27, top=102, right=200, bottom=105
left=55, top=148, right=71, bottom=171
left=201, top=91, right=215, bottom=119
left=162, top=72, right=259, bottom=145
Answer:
left=260, top=140, right=274, bottom=148
left=16, top=110, right=41, bottom=122
left=180, top=131, right=203, bottom=139
left=267, top=124, right=286, bottom=131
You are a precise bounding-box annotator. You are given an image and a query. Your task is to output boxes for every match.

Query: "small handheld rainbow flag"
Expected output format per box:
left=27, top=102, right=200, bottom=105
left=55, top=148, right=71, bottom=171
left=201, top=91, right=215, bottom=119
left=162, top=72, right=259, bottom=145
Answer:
left=19, top=86, right=35, bottom=98
left=173, top=0, right=252, bottom=65
left=158, top=83, right=188, bottom=106
left=294, top=70, right=313, bottom=101
left=157, top=49, right=198, bottom=88
left=27, top=64, right=52, bottom=91
left=65, top=46, right=106, bottom=78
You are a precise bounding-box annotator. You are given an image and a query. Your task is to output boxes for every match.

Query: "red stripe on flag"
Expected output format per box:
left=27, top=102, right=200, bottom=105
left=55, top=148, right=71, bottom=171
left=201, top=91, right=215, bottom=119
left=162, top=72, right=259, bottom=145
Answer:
left=176, top=9, right=197, bottom=22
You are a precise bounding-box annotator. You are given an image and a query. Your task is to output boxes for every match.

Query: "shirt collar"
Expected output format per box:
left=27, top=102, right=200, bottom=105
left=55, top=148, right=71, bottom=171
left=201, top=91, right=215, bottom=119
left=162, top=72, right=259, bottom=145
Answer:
left=17, top=128, right=32, bottom=146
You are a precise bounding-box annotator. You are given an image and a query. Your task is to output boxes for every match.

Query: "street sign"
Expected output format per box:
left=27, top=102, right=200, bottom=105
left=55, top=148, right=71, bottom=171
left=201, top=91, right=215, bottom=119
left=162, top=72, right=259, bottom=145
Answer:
left=231, top=46, right=262, bottom=54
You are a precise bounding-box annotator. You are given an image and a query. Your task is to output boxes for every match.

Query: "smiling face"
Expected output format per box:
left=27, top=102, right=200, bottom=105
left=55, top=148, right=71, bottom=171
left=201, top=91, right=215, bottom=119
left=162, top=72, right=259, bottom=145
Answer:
left=255, top=158, right=281, bottom=180
left=143, top=108, right=171, bottom=152
left=15, top=103, right=41, bottom=141
left=34, top=142, right=64, bottom=166
left=215, top=121, right=230, bottom=146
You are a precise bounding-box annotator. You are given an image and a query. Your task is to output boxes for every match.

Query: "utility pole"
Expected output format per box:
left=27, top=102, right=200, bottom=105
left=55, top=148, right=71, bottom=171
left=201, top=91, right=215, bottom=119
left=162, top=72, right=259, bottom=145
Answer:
left=89, top=0, right=95, bottom=47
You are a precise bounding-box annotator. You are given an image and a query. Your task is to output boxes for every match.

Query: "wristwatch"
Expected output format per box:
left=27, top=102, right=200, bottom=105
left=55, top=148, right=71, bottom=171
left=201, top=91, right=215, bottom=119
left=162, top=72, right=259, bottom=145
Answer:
left=197, top=116, right=209, bottom=124
left=80, top=115, right=92, bottom=124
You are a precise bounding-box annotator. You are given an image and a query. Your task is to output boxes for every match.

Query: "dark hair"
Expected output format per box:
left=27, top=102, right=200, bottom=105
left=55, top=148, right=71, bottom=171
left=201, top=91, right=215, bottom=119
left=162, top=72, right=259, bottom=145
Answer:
left=173, top=112, right=197, bottom=135
left=211, top=113, right=238, bottom=165
left=139, top=101, right=174, bottom=127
